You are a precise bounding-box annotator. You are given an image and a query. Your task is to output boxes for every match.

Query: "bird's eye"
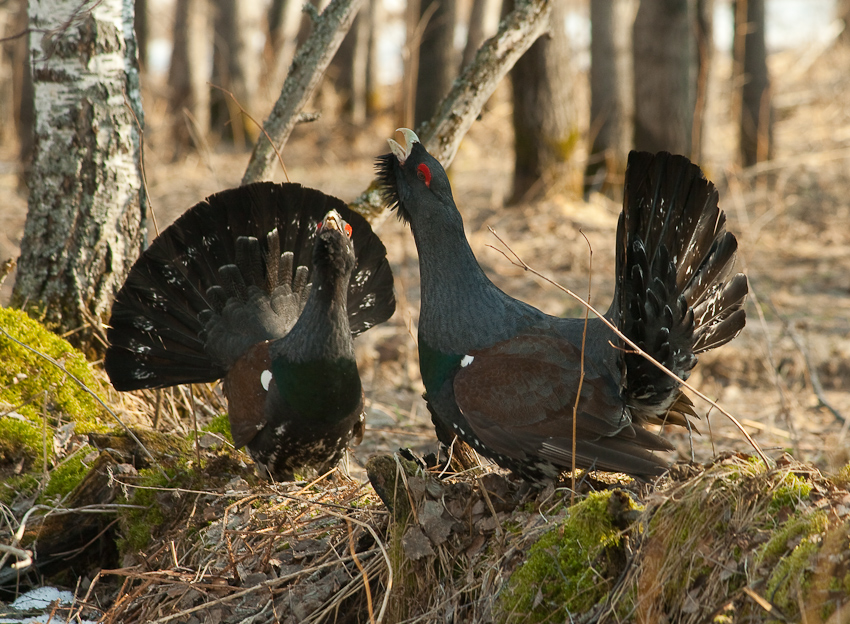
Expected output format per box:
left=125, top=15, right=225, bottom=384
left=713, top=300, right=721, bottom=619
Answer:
left=344, top=223, right=352, bottom=237
left=417, top=163, right=432, bottom=187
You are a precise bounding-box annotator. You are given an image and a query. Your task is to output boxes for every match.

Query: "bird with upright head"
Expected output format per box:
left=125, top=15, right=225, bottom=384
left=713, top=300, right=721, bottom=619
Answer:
left=104, top=183, right=395, bottom=481
left=376, top=129, right=748, bottom=483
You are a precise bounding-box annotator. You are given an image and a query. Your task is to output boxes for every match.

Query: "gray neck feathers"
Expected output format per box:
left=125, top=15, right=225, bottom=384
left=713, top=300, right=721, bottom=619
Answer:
left=272, top=270, right=353, bottom=363
left=411, top=214, right=543, bottom=353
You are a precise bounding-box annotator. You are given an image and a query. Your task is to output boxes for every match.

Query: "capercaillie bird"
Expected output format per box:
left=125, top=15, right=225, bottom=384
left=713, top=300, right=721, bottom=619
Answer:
left=104, top=183, right=395, bottom=480
left=376, top=129, right=747, bottom=482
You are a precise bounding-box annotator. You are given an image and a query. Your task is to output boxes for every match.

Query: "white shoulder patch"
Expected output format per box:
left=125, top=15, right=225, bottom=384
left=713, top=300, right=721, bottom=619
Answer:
left=460, top=355, right=474, bottom=368
left=260, top=370, right=273, bottom=391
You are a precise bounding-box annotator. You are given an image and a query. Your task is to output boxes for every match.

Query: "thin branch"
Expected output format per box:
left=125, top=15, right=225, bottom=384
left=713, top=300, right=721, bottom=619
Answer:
left=123, top=87, right=158, bottom=237
left=486, top=227, right=773, bottom=469
left=210, top=84, right=290, bottom=183
left=762, top=294, right=845, bottom=426
left=351, top=0, right=552, bottom=222
left=140, top=550, right=380, bottom=623
left=346, top=519, right=374, bottom=624
left=786, top=322, right=846, bottom=426
left=571, top=230, right=592, bottom=506
left=0, top=544, right=32, bottom=570
left=242, top=0, right=366, bottom=184
left=326, top=510, right=393, bottom=624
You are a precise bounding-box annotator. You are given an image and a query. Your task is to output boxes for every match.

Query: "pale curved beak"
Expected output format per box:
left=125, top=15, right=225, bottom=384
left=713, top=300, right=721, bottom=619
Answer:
left=387, top=128, right=420, bottom=165
left=321, top=209, right=342, bottom=232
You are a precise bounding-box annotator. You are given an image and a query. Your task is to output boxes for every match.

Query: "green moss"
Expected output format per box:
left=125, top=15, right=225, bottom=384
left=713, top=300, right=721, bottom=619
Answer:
left=769, top=472, right=812, bottom=514
left=202, top=413, right=233, bottom=444
left=765, top=535, right=821, bottom=610
left=116, top=452, right=241, bottom=554
left=497, top=491, right=634, bottom=621
left=0, top=307, right=108, bottom=434
left=39, top=445, right=94, bottom=502
left=833, top=464, right=850, bottom=489
left=756, top=511, right=828, bottom=567
left=0, top=473, right=40, bottom=505
left=117, top=467, right=176, bottom=553
left=0, top=417, right=43, bottom=470
left=755, top=510, right=828, bottom=613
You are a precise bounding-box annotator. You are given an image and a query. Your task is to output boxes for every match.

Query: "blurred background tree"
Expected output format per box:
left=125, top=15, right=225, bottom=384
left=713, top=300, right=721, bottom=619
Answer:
left=584, top=0, right=636, bottom=198
left=734, top=0, right=773, bottom=166
left=3, top=0, right=848, bottom=345
left=509, top=0, right=579, bottom=202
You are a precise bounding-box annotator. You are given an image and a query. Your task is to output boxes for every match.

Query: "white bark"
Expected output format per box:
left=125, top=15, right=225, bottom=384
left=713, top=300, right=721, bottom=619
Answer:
left=14, top=0, right=144, bottom=350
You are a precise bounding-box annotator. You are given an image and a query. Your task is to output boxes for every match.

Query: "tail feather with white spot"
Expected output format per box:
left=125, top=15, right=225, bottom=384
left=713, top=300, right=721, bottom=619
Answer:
left=608, top=152, right=748, bottom=422
left=105, top=183, right=395, bottom=391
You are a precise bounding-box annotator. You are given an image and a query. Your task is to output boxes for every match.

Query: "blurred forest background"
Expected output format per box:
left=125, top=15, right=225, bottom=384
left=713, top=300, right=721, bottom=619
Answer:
left=1, top=0, right=850, bottom=472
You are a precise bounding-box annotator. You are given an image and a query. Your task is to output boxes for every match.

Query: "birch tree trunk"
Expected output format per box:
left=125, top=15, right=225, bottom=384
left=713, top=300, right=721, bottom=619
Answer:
left=13, top=0, right=145, bottom=353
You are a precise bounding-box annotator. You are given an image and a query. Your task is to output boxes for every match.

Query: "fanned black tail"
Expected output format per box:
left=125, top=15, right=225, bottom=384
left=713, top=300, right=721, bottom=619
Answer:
left=105, top=182, right=395, bottom=391
left=609, top=151, right=747, bottom=422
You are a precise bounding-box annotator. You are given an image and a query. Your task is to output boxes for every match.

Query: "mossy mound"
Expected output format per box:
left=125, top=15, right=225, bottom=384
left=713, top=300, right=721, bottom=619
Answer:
left=601, top=455, right=850, bottom=623
left=0, top=307, right=109, bottom=477
left=497, top=490, right=640, bottom=621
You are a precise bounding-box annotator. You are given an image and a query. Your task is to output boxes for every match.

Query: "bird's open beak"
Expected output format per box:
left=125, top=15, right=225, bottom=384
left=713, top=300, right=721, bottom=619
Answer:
left=387, top=128, right=420, bottom=165
left=321, top=210, right=342, bottom=232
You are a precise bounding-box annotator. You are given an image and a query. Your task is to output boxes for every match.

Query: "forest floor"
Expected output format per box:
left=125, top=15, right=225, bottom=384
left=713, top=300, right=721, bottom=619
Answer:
left=0, top=33, right=849, bottom=624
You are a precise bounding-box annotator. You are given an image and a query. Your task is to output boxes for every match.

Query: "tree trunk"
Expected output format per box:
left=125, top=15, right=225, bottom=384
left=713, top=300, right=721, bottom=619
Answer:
left=510, top=1, right=579, bottom=202
left=332, top=6, right=369, bottom=123
left=633, top=0, right=694, bottom=155
left=168, top=0, right=211, bottom=156
left=691, top=0, right=713, bottom=162
left=1, top=0, right=32, bottom=183
left=267, top=0, right=304, bottom=91
left=210, top=0, right=261, bottom=147
left=585, top=0, right=636, bottom=198
left=735, top=0, right=772, bottom=166
left=415, top=0, right=459, bottom=127
left=365, top=0, right=385, bottom=114
left=462, top=0, right=502, bottom=69
left=14, top=0, right=145, bottom=353
left=135, top=0, right=148, bottom=71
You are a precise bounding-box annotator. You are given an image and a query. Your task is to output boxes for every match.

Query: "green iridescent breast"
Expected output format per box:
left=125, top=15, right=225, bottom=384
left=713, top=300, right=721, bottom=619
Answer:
left=418, top=339, right=463, bottom=396
left=271, top=357, right=362, bottom=421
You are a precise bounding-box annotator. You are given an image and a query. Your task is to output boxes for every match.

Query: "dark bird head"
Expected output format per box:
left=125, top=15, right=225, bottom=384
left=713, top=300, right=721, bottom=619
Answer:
left=376, top=129, right=459, bottom=228
left=313, top=209, right=356, bottom=285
